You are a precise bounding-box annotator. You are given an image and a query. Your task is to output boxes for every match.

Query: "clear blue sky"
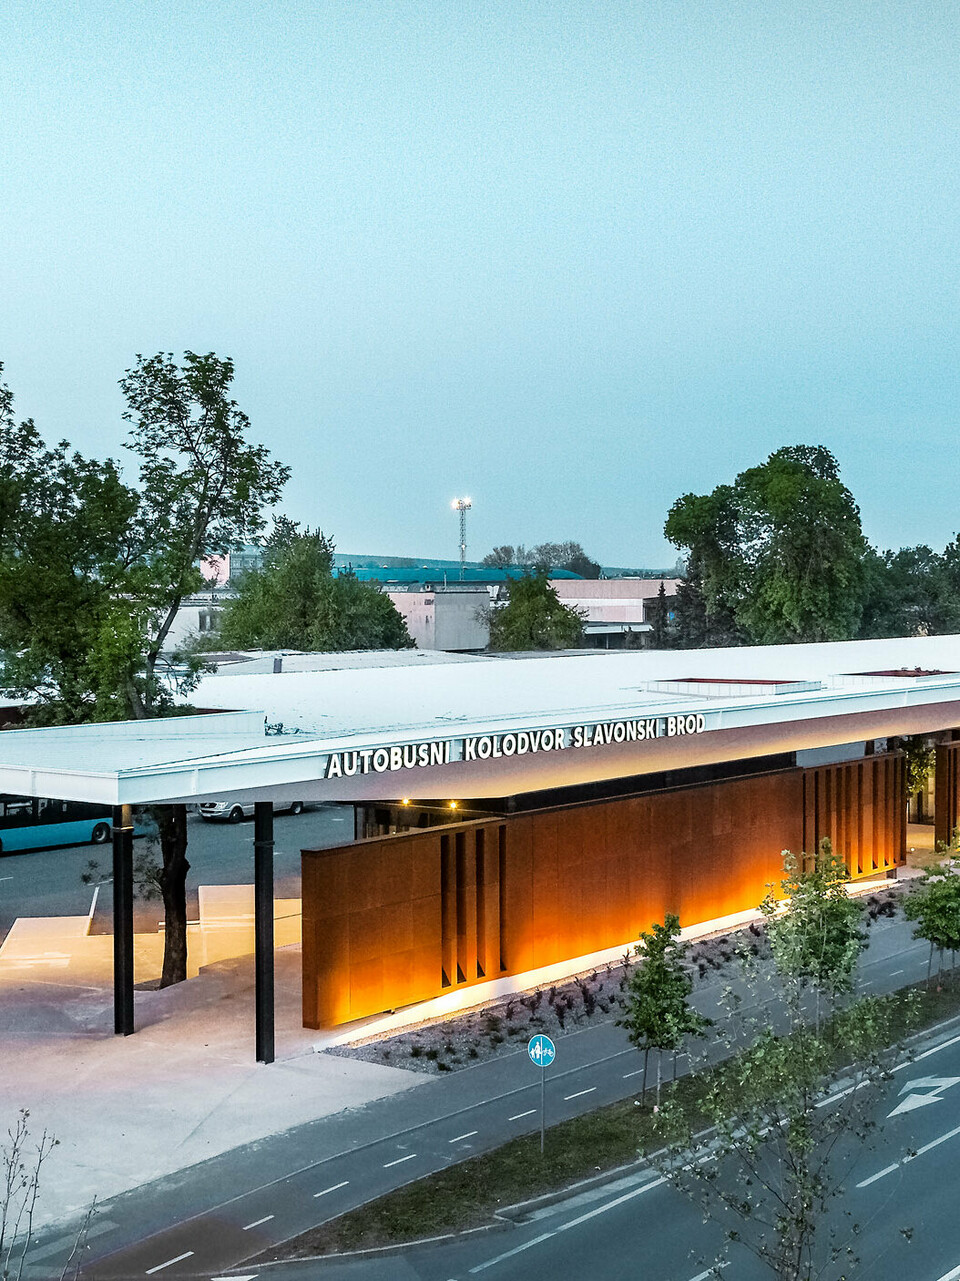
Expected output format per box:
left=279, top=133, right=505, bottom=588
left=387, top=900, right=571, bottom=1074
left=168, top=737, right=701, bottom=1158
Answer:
left=2, top=2, right=958, bottom=566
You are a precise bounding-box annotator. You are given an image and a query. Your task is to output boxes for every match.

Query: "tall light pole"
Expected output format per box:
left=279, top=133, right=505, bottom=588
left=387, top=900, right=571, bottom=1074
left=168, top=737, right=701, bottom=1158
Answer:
left=452, top=497, right=472, bottom=580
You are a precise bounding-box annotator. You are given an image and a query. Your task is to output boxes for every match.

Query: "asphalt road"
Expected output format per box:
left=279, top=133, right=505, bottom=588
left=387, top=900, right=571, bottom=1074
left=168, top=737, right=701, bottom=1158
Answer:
left=291, top=1025, right=960, bottom=1281
left=0, top=804, right=354, bottom=941
left=21, top=906, right=947, bottom=1281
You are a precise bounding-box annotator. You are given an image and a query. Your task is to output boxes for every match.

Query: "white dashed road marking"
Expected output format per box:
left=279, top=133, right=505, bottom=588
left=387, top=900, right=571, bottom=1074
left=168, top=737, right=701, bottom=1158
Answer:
left=314, top=1180, right=349, bottom=1198
left=145, top=1251, right=194, bottom=1274
left=450, top=1130, right=479, bottom=1143
left=383, top=1153, right=417, bottom=1168
left=509, top=1110, right=536, bottom=1120
left=564, top=1088, right=597, bottom=1101
left=857, top=1121, right=960, bottom=1187
left=242, top=1214, right=275, bottom=1230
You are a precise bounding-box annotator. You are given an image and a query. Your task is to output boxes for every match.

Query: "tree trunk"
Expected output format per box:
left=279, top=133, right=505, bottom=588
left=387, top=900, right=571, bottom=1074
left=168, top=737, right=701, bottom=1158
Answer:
left=642, top=1047, right=649, bottom=1105
left=157, top=805, right=190, bottom=988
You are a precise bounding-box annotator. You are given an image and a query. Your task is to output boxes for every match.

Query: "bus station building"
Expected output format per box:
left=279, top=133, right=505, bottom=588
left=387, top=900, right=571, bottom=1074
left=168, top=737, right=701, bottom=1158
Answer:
left=3, top=635, right=960, bottom=1057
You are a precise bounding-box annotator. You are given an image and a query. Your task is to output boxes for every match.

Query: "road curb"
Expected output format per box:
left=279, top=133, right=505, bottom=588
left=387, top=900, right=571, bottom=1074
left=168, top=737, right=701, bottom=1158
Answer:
left=239, top=1220, right=508, bottom=1271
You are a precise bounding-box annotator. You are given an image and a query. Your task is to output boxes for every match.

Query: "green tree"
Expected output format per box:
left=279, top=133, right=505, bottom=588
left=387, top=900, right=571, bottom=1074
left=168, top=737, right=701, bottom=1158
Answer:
left=481, top=541, right=600, bottom=577
left=486, top=572, right=585, bottom=651
left=616, top=914, right=710, bottom=1105
left=310, top=573, right=414, bottom=651
left=654, top=993, right=914, bottom=1280
left=665, top=445, right=868, bottom=644
left=218, top=524, right=413, bottom=651
left=481, top=545, right=518, bottom=569
left=859, top=545, right=948, bottom=638
left=671, top=551, right=742, bottom=650
left=218, top=524, right=336, bottom=650
left=900, top=736, right=935, bottom=819
left=0, top=372, right=141, bottom=723
left=0, top=355, right=289, bottom=986
left=649, top=582, right=676, bottom=649
left=652, top=849, right=906, bottom=1280
left=759, top=841, right=866, bottom=1030
left=903, top=860, right=960, bottom=986
left=117, top=351, right=290, bottom=716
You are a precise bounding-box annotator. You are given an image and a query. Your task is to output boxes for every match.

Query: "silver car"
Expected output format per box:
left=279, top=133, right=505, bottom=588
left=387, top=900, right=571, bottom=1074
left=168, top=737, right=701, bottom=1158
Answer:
left=198, top=799, right=305, bottom=823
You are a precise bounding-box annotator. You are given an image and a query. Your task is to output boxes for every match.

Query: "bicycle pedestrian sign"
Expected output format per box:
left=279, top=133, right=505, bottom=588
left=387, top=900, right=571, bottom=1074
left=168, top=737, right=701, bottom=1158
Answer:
left=528, top=1034, right=556, bottom=1154
left=528, top=1034, right=556, bottom=1068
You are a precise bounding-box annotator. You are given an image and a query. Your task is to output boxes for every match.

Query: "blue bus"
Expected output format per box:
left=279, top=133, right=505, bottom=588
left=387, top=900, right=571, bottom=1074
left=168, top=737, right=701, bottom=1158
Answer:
left=0, top=795, right=114, bottom=854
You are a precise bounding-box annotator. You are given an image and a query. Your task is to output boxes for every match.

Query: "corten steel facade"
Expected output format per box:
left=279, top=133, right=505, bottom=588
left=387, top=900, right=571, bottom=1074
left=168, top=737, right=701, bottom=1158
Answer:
left=302, top=751, right=907, bottom=1030
left=801, top=753, right=906, bottom=878
left=935, top=740, right=960, bottom=848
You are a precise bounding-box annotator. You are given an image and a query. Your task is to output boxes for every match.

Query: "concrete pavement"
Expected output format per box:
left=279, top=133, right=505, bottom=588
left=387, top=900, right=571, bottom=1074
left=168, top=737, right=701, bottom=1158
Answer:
left=2, top=945, right=425, bottom=1231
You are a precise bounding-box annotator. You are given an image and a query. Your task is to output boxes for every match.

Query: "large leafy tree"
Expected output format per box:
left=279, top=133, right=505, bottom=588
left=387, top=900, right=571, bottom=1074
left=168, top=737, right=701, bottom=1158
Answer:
left=486, top=571, right=585, bottom=651
left=665, top=446, right=868, bottom=644
left=0, top=355, right=289, bottom=986
left=217, top=522, right=413, bottom=651
left=858, top=544, right=960, bottom=639
left=117, top=351, right=290, bottom=715
left=0, top=369, right=140, bottom=721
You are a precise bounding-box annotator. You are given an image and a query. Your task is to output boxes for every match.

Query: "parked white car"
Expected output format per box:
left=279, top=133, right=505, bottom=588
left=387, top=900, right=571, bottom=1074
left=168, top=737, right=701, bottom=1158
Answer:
left=198, top=799, right=305, bottom=823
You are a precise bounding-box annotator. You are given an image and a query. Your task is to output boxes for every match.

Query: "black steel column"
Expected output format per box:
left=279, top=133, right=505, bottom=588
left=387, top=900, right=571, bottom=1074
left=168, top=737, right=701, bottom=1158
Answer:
left=111, top=804, right=135, bottom=1036
left=254, top=801, right=275, bottom=1064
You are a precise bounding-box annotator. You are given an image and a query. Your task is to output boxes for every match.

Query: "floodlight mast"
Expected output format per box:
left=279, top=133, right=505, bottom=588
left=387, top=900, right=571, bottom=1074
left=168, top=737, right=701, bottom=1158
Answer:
left=452, top=497, right=472, bottom=581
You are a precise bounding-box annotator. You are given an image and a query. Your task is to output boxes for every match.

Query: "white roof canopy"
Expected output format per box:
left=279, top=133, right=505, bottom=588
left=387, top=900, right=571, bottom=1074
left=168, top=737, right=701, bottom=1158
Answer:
left=2, top=636, right=960, bottom=807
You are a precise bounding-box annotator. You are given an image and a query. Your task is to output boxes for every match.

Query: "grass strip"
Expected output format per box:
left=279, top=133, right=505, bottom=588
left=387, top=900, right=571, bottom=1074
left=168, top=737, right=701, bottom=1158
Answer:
left=262, top=979, right=960, bottom=1263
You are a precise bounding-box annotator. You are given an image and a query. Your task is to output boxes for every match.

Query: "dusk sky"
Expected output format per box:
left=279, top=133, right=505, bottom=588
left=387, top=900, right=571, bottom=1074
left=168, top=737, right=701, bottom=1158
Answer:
left=2, top=2, right=958, bottom=567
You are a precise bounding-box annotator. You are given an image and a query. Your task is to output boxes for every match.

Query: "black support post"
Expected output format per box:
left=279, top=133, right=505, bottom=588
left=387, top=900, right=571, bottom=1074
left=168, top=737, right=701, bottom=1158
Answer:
left=111, top=804, right=135, bottom=1036
left=254, top=801, right=275, bottom=1064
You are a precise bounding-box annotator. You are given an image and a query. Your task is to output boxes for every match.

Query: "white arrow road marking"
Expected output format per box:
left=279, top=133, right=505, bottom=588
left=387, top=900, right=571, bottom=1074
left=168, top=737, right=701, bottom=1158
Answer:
left=888, top=1076, right=960, bottom=1117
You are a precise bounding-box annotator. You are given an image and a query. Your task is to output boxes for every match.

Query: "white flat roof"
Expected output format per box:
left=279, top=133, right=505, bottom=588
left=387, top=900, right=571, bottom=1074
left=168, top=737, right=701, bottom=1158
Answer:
left=2, top=635, right=960, bottom=807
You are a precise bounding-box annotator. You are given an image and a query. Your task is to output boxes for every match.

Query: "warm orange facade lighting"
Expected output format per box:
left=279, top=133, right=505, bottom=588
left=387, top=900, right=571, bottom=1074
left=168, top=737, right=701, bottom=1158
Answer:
left=302, top=753, right=908, bottom=1031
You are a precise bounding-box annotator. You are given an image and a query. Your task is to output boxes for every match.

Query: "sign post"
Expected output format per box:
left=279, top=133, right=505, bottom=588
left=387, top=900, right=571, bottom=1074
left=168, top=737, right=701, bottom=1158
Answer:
left=527, top=1033, right=556, bottom=1155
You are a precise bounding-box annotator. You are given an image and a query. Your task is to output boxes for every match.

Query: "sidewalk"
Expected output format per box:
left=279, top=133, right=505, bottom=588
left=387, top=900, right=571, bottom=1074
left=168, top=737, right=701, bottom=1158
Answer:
left=1, top=943, right=425, bottom=1229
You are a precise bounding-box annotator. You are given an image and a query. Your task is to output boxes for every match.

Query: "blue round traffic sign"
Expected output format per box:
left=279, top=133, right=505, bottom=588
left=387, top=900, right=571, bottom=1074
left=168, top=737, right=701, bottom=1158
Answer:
left=528, top=1033, right=556, bottom=1068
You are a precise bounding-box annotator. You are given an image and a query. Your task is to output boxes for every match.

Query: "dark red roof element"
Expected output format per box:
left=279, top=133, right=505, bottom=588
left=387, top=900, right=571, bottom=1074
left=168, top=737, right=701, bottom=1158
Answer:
left=851, top=668, right=954, bottom=678
left=672, top=677, right=796, bottom=686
